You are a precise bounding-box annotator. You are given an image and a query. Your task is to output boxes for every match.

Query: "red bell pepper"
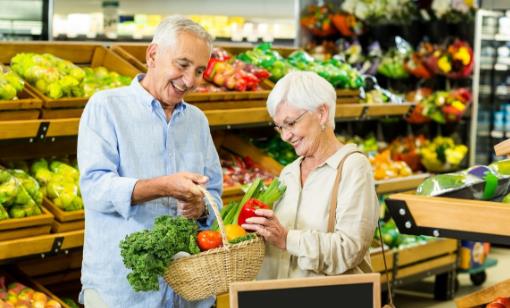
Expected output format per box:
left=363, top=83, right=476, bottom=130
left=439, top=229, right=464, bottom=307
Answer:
left=203, top=58, right=220, bottom=80
left=238, top=198, right=270, bottom=226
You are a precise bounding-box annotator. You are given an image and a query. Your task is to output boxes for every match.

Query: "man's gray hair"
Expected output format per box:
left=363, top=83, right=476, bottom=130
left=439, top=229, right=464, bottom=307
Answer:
left=152, top=15, right=213, bottom=50
left=267, top=71, right=337, bottom=128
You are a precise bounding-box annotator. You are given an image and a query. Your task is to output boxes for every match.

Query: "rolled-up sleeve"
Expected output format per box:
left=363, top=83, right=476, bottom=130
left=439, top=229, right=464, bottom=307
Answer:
left=285, top=154, right=378, bottom=274
left=77, top=94, right=137, bottom=220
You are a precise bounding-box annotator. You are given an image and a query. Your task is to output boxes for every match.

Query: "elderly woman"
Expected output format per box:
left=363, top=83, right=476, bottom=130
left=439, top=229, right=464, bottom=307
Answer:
left=242, top=71, right=379, bottom=279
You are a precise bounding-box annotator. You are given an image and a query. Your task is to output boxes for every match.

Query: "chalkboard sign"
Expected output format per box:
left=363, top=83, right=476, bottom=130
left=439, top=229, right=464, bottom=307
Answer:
left=229, top=273, right=381, bottom=308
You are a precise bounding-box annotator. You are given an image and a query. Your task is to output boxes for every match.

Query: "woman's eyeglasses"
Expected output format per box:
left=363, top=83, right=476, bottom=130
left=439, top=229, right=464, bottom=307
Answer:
left=273, top=111, right=308, bottom=134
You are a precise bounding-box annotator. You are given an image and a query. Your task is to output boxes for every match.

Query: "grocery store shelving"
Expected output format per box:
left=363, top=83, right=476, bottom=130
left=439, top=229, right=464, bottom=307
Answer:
left=0, top=230, right=84, bottom=262
left=0, top=118, right=80, bottom=141
left=375, top=173, right=430, bottom=194
left=0, top=103, right=415, bottom=140
left=386, top=193, right=510, bottom=245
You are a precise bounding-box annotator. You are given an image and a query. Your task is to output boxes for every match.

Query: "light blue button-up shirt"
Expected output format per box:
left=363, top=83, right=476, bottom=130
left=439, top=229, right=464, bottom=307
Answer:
left=77, top=74, right=222, bottom=307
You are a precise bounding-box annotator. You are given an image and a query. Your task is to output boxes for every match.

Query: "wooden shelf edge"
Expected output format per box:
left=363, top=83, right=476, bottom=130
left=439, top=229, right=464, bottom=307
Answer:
left=375, top=173, right=430, bottom=194
left=0, top=230, right=84, bottom=261
left=386, top=194, right=510, bottom=242
left=0, top=118, right=80, bottom=140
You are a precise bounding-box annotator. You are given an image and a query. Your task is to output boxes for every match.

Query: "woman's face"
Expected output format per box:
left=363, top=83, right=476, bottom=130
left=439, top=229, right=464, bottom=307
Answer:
left=273, top=102, right=323, bottom=157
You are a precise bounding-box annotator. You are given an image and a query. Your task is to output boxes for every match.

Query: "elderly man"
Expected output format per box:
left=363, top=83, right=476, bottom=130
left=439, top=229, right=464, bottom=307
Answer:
left=77, top=16, right=222, bottom=307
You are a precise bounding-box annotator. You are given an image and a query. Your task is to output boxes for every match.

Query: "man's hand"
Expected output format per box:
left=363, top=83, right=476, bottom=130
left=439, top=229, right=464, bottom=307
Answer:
left=131, top=172, right=208, bottom=205
left=164, top=172, right=208, bottom=203
left=177, top=200, right=206, bottom=219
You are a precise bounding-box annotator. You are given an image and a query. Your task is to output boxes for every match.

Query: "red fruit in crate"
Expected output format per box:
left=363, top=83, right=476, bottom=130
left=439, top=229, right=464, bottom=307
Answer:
left=493, top=297, right=510, bottom=308
left=487, top=303, right=506, bottom=308
left=14, top=300, right=30, bottom=308
left=7, top=283, right=27, bottom=295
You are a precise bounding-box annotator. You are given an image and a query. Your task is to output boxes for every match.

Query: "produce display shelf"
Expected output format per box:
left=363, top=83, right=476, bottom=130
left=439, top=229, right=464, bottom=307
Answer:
left=375, top=173, right=430, bottom=194
left=386, top=193, right=510, bottom=245
left=205, top=103, right=415, bottom=127
left=0, top=118, right=80, bottom=140
left=0, top=103, right=413, bottom=134
left=0, top=88, right=42, bottom=111
left=0, top=42, right=140, bottom=109
left=0, top=229, right=84, bottom=261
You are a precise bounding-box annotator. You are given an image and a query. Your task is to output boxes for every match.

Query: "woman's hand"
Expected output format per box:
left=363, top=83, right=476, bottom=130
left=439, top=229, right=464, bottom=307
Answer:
left=242, top=209, right=288, bottom=250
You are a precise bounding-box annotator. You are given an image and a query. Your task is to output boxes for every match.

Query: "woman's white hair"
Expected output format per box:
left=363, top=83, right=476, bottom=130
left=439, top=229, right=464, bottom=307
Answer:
left=152, top=15, right=213, bottom=51
left=267, top=71, right=337, bottom=128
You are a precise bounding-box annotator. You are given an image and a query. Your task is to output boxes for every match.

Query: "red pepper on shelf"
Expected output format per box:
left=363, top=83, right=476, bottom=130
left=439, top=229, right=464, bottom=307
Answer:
left=203, top=58, right=220, bottom=80
left=237, top=198, right=270, bottom=226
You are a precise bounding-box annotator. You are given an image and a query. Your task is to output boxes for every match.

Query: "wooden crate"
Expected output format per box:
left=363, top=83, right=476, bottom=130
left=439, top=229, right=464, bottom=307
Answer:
left=386, top=194, right=510, bottom=241
left=1, top=267, right=70, bottom=308
left=0, top=109, right=40, bottom=121
left=217, top=132, right=283, bottom=202
left=111, top=43, right=284, bottom=103
left=0, top=88, right=42, bottom=111
left=17, top=249, right=82, bottom=277
left=455, top=279, right=510, bottom=308
left=0, top=67, right=43, bottom=120
left=43, top=198, right=84, bottom=233
left=369, top=239, right=457, bottom=286
left=0, top=229, right=84, bottom=261
left=0, top=42, right=140, bottom=109
left=41, top=108, right=83, bottom=119
left=370, top=247, right=395, bottom=284
left=0, top=206, right=54, bottom=241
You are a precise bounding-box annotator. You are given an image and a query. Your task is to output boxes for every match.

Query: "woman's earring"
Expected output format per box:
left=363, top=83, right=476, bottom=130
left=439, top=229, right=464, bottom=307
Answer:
left=321, top=124, right=325, bottom=131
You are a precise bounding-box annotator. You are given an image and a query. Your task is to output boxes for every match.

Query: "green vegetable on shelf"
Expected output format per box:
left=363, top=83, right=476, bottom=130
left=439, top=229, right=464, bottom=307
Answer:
left=0, top=204, right=9, bottom=220
left=10, top=52, right=131, bottom=99
left=30, top=158, right=83, bottom=212
left=416, top=173, right=467, bottom=196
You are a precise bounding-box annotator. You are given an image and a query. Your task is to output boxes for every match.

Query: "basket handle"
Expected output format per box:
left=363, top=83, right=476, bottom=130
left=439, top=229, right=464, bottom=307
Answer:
left=198, top=186, right=230, bottom=248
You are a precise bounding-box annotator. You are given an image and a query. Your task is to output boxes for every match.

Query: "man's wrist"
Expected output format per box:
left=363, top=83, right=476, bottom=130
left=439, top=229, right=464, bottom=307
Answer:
left=197, top=202, right=209, bottom=220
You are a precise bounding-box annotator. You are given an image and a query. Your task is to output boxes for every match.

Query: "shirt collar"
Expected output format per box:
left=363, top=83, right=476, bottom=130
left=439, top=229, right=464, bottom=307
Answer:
left=283, top=143, right=361, bottom=177
left=324, top=143, right=361, bottom=169
left=130, top=73, right=187, bottom=113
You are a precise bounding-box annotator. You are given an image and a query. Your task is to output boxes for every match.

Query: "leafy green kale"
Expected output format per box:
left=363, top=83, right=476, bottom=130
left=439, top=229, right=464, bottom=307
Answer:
left=120, top=216, right=199, bottom=292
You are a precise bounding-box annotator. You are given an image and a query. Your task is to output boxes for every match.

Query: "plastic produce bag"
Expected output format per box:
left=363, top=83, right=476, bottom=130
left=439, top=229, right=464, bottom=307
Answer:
left=416, top=173, right=480, bottom=196
left=377, top=36, right=412, bottom=79
left=31, top=159, right=83, bottom=212
left=489, top=159, right=510, bottom=176
left=8, top=169, right=43, bottom=205
left=0, top=169, right=42, bottom=218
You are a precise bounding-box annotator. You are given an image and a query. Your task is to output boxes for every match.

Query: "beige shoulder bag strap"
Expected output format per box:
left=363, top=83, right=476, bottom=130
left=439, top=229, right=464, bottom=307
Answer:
left=327, top=150, right=362, bottom=232
left=327, top=150, right=395, bottom=308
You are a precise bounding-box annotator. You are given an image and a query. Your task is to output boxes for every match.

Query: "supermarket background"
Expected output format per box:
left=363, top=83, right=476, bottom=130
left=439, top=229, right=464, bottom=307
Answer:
left=1, top=0, right=510, bottom=307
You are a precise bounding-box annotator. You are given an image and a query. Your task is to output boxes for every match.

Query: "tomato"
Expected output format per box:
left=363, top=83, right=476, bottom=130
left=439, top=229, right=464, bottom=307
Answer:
left=224, top=224, right=247, bottom=242
left=196, top=230, right=222, bottom=251
left=487, top=303, right=506, bottom=308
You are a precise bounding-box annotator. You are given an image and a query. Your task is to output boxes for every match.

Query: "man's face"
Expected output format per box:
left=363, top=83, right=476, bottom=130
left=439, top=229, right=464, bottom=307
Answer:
left=146, top=31, right=210, bottom=106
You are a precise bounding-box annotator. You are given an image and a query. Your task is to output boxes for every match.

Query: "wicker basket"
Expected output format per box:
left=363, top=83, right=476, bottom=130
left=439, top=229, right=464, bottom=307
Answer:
left=164, top=188, right=265, bottom=301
